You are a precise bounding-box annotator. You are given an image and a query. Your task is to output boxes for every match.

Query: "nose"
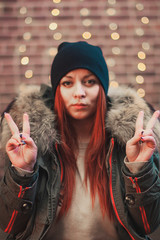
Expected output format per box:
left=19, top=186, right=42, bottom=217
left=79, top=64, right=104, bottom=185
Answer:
left=73, top=82, right=86, bottom=98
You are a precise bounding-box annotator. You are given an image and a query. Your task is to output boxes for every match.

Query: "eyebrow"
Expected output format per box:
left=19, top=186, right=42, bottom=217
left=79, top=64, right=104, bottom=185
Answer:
left=64, top=73, right=96, bottom=79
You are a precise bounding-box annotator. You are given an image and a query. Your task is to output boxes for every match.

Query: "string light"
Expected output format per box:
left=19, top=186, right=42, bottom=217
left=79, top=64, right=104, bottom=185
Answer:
left=82, top=31, right=91, bottom=39
left=137, top=88, right=145, bottom=97
left=51, top=9, right=60, bottom=16
left=108, top=0, right=116, bottom=5
left=136, top=3, right=144, bottom=11
left=109, top=71, right=116, bottom=81
left=142, top=42, right=150, bottom=50
left=23, top=32, right=32, bottom=41
left=48, top=47, right=57, bottom=56
left=111, top=32, right=120, bottom=40
left=112, top=47, right=121, bottom=55
left=141, top=17, right=149, bottom=24
left=49, top=22, right=58, bottom=30
left=25, top=17, right=32, bottom=24
left=110, top=81, right=119, bottom=88
left=19, top=45, right=26, bottom=53
left=21, top=57, right=29, bottom=65
left=107, top=58, right=116, bottom=67
left=136, top=75, right=144, bottom=84
left=135, top=28, right=144, bottom=36
left=109, top=22, right=118, bottom=31
left=137, top=62, right=146, bottom=71
left=53, top=32, right=62, bottom=40
left=53, top=0, right=61, bottom=3
left=82, top=19, right=92, bottom=27
left=106, top=8, right=116, bottom=16
left=25, top=70, right=33, bottom=79
left=19, top=7, right=27, bottom=15
left=80, top=8, right=90, bottom=16
left=138, top=51, right=146, bottom=59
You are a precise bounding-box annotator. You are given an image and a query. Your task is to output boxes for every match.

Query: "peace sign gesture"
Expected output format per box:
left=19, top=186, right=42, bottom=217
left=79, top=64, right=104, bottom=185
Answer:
left=5, top=113, right=37, bottom=171
left=126, top=110, right=160, bottom=162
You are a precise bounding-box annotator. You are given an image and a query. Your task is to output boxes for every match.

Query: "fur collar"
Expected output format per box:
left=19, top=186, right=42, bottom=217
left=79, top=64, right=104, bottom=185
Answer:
left=1, top=84, right=160, bottom=154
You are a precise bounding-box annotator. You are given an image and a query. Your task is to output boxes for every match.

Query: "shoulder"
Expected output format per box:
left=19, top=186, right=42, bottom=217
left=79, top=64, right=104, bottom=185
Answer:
left=106, top=85, right=160, bottom=149
left=0, top=84, right=59, bottom=154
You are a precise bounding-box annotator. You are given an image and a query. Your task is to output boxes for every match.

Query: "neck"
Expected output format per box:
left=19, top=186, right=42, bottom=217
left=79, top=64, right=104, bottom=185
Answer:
left=70, top=118, right=93, bottom=144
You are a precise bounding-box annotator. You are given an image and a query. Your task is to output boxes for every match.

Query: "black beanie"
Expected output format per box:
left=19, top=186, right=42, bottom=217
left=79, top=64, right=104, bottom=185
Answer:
left=51, top=41, right=109, bottom=97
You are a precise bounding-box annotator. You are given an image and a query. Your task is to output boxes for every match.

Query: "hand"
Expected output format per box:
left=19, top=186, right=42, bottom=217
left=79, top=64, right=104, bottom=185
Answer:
left=5, top=113, right=37, bottom=171
left=126, top=110, right=160, bottom=162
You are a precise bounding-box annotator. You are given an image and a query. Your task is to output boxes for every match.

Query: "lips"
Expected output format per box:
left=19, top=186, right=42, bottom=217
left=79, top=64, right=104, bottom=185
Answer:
left=71, top=103, right=88, bottom=109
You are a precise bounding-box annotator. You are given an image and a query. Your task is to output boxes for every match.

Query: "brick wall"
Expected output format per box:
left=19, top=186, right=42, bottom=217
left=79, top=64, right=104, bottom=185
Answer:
left=0, top=0, right=160, bottom=238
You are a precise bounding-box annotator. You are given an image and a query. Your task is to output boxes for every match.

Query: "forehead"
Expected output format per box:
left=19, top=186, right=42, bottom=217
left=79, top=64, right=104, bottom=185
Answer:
left=62, top=68, right=96, bottom=78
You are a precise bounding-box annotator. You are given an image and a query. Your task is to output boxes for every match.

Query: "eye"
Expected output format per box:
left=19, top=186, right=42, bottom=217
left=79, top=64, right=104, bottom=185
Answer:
left=84, top=79, right=98, bottom=86
left=61, top=81, right=73, bottom=87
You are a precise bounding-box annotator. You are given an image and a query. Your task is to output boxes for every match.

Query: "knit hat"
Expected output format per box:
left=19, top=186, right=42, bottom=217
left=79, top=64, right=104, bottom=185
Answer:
left=51, top=41, right=109, bottom=97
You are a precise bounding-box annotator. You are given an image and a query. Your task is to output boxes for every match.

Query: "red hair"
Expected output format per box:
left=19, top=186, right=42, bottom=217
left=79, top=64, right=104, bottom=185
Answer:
left=54, top=84, right=113, bottom=220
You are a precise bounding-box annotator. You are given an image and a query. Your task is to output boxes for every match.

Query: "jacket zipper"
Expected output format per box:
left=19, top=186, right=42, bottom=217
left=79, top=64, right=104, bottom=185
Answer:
left=109, top=138, right=136, bottom=240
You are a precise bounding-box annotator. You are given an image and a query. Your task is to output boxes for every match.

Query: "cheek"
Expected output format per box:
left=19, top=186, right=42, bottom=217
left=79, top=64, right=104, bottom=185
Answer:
left=90, top=86, right=100, bottom=102
left=60, top=88, right=70, bottom=107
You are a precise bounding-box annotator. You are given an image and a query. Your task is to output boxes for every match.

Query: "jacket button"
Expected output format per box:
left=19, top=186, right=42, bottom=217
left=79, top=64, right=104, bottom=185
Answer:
left=21, top=202, right=32, bottom=213
left=125, top=194, right=135, bottom=206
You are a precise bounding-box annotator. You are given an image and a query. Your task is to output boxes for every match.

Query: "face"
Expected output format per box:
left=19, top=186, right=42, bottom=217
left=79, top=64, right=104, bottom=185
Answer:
left=59, top=69, right=100, bottom=121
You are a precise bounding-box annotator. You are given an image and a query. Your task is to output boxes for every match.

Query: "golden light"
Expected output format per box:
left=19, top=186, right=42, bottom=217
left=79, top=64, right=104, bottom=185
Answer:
left=107, top=58, right=116, bottom=67
left=19, top=45, right=26, bottom=53
left=53, top=0, right=61, bottom=3
left=25, top=17, right=32, bottom=24
left=138, top=51, right=146, bottom=59
left=82, top=31, right=91, bottom=39
left=25, top=70, right=33, bottom=79
left=135, top=28, right=144, bottom=36
left=80, top=8, right=90, bottom=16
left=142, top=42, right=150, bottom=50
left=106, top=8, right=116, bottom=16
left=136, top=75, right=144, bottom=84
left=82, top=19, right=92, bottom=27
left=110, top=81, right=119, bottom=88
left=53, top=32, right=62, bottom=40
left=136, top=3, right=144, bottom=11
left=111, top=32, right=120, bottom=40
left=109, top=71, right=116, bottom=80
left=49, top=22, right=58, bottom=30
left=20, top=7, right=27, bottom=15
left=108, top=0, right=116, bottom=5
left=138, top=63, right=146, bottom=71
left=112, top=47, right=121, bottom=55
left=109, top=22, right=118, bottom=30
left=23, top=32, right=32, bottom=41
left=51, top=9, right=60, bottom=16
left=137, top=88, right=145, bottom=97
left=48, top=47, right=58, bottom=56
left=141, top=17, right=149, bottom=24
left=21, top=57, right=29, bottom=65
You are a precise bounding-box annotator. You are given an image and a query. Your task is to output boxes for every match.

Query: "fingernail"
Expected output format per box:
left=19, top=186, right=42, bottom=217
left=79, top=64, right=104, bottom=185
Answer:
left=21, top=140, right=26, bottom=145
left=141, top=137, right=144, bottom=142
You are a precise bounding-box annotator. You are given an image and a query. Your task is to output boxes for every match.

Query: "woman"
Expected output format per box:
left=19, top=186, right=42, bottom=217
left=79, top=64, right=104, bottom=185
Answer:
left=0, top=41, right=160, bottom=240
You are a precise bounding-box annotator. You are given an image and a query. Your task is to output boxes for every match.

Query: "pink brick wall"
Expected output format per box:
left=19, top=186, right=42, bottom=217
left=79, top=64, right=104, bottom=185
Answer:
left=0, top=1, right=160, bottom=238
left=0, top=0, right=160, bottom=113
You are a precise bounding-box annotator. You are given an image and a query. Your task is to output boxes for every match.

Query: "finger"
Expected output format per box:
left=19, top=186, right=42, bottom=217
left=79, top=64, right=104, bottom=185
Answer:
left=135, top=111, right=144, bottom=133
left=141, top=136, right=156, bottom=148
left=6, top=138, right=20, bottom=151
left=23, top=113, right=30, bottom=135
left=146, top=110, right=160, bottom=130
left=4, top=113, right=19, bottom=135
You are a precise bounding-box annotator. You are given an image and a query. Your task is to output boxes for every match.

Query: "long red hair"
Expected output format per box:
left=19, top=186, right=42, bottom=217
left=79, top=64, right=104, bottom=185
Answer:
left=54, top=84, right=113, bottom=220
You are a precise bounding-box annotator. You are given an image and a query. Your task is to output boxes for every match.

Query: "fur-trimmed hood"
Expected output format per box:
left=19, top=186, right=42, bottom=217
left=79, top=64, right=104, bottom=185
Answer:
left=0, top=84, right=160, bottom=154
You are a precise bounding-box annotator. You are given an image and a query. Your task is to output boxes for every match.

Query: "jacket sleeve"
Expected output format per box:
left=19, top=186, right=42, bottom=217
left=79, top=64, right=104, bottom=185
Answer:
left=0, top=164, right=38, bottom=236
left=122, top=151, right=160, bottom=235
